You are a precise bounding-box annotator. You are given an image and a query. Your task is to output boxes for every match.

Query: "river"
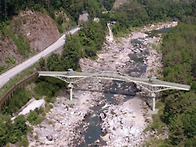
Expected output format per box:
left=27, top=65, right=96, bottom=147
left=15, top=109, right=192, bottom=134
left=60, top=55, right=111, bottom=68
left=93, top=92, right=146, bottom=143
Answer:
left=78, top=25, right=174, bottom=146
left=29, top=22, right=177, bottom=147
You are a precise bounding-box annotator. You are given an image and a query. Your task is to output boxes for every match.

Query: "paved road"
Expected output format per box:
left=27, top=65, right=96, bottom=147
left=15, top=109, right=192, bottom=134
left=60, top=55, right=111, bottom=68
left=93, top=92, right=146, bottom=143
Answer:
left=0, top=27, right=80, bottom=89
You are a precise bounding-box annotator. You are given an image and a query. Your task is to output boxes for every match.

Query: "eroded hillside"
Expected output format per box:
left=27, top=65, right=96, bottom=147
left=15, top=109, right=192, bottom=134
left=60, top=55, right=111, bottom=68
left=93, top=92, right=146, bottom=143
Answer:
left=14, top=11, right=60, bottom=52
left=0, top=10, right=62, bottom=71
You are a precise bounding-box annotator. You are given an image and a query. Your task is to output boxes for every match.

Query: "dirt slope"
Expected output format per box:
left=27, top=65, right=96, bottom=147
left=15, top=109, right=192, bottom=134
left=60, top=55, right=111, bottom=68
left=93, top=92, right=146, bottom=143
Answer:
left=14, top=10, right=60, bottom=52
left=0, top=10, right=60, bottom=69
left=0, top=35, right=20, bottom=66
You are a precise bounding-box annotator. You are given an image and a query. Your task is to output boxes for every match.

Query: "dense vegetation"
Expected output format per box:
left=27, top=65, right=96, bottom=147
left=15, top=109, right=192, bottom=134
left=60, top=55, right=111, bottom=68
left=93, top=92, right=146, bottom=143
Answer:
left=0, top=0, right=111, bottom=72
left=161, top=22, right=196, bottom=146
left=35, top=20, right=106, bottom=99
left=0, top=115, right=29, bottom=146
left=0, top=0, right=196, bottom=146
left=102, top=0, right=196, bottom=36
left=0, top=0, right=116, bottom=23
left=1, top=87, right=31, bottom=115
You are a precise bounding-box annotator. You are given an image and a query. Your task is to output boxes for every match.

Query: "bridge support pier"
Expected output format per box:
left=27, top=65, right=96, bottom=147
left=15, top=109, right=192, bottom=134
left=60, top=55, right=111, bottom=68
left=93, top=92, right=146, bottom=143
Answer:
left=152, top=92, right=156, bottom=112
left=149, top=92, right=158, bottom=114
left=68, top=83, right=73, bottom=101
left=38, top=70, right=190, bottom=114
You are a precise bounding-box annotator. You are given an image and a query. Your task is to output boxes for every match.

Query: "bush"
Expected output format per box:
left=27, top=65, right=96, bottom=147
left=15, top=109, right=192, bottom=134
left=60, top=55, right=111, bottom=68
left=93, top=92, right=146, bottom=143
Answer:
left=27, top=111, right=38, bottom=123
left=18, top=135, right=29, bottom=147
left=182, top=107, right=196, bottom=138
left=0, top=66, right=5, bottom=73
left=13, top=115, right=27, bottom=134
left=2, top=87, right=31, bottom=115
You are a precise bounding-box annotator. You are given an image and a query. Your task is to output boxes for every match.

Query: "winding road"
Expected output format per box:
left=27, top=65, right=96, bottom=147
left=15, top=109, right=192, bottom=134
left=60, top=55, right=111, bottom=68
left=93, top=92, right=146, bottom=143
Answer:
left=0, top=27, right=80, bottom=89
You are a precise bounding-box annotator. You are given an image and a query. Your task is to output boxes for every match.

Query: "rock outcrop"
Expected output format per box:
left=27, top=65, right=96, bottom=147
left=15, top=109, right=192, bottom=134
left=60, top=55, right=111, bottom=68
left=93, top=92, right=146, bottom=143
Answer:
left=0, top=10, right=61, bottom=69
left=13, top=10, right=60, bottom=52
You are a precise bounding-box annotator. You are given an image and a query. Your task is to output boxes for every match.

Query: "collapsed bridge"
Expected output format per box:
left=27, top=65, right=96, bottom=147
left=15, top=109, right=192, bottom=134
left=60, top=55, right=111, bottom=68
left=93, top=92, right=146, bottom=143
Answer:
left=38, top=69, right=190, bottom=114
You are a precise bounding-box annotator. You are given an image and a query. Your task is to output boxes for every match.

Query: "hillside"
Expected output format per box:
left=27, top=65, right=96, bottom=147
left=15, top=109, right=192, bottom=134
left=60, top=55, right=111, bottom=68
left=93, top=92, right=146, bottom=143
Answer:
left=14, top=11, right=60, bottom=52
left=0, top=0, right=195, bottom=146
left=0, top=10, right=61, bottom=72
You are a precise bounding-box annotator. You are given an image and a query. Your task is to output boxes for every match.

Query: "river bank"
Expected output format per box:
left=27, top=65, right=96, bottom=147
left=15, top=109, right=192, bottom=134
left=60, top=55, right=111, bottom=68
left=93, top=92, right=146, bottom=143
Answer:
left=28, top=21, right=177, bottom=146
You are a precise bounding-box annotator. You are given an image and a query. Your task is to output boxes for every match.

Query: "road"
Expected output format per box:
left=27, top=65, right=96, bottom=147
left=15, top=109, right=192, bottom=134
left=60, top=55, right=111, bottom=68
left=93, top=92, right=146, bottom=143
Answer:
left=0, top=27, right=80, bottom=89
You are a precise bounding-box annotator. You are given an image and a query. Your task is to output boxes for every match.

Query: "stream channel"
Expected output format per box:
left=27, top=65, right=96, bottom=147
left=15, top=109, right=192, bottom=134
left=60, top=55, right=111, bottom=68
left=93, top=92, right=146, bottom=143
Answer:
left=78, top=27, right=172, bottom=146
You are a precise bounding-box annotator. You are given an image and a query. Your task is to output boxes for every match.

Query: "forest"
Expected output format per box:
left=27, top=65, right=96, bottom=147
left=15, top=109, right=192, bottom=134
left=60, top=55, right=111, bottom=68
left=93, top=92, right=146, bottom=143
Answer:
left=161, top=22, right=196, bottom=146
left=103, top=0, right=196, bottom=36
left=0, top=0, right=196, bottom=146
left=0, top=0, right=115, bottom=23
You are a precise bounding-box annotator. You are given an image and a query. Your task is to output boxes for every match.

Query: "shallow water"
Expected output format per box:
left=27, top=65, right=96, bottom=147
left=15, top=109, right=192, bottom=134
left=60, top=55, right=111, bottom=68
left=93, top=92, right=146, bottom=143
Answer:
left=79, top=81, right=136, bottom=146
left=78, top=28, right=162, bottom=146
left=79, top=104, right=105, bottom=146
left=79, top=56, right=146, bottom=146
left=131, top=39, right=143, bottom=44
left=147, top=27, right=173, bottom=37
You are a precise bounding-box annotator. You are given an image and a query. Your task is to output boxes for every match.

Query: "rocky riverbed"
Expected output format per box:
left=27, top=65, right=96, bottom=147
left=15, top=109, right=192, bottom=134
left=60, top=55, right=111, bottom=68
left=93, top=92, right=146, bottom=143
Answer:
left=28, top=21, right=177, bottom=146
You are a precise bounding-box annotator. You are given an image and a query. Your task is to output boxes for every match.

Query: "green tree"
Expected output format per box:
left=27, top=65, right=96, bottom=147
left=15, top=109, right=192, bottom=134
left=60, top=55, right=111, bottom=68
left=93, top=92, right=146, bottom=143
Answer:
left=61, top=35, right=82, bottom=70
left=47, top=53, right=62, bottom=71
left=10, top=115, right=27, bottom=144
left=13, top=115, right=27, bottom=135
left=39, top=57, right=45, bottom=70
left=0, top=119, right=8, bottom=146
left=162, top=22, right=196, bottom=146
left=27, top=111, right=38, bottom=123
left=183, top=107, right=196, bottom=138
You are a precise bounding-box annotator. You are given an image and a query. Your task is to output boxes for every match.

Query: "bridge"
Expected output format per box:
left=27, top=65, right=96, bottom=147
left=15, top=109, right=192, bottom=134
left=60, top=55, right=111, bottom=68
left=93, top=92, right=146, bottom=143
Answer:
left=38, top=69, right=190, bottom=114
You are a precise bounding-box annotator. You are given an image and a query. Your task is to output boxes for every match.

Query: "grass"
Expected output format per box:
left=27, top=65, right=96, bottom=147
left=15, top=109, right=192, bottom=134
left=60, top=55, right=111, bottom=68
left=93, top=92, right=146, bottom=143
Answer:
left=148, top=42, right=161, bottom=52
left=0, top=66, right=6, bottom=74
left=6, top=56, right=16, bottom=66
left=144, top=137, right=169, bottom=147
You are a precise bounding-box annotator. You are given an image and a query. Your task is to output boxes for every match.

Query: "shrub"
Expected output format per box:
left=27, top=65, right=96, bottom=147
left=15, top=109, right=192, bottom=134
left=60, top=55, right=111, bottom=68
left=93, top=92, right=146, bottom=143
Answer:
left=27, top=111, right=38, bottom=123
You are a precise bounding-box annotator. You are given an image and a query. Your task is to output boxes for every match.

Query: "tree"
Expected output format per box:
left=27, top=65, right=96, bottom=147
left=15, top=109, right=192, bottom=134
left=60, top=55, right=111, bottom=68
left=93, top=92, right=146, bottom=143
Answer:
left=61, top=35, right=82, bottom=70
left=27, top=111, right=38, bottom=123
left=47, top=53, right=62, bottom=71
left=39, top=57, right=45, bottom=70
left=162, top=22, right=196, bottom=146
left=183, top=107, right=196, bottom=138
left=8, top=115, right=27, bottom=144
left=0, top=119, right=8, bottom=146
left=13, top=115, right=27, bottom=135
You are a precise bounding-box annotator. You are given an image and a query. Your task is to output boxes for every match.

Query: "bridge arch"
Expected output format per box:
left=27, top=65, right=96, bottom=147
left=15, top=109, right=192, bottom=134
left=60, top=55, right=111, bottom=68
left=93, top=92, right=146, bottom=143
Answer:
left=38, top=70, right=190, bottom=114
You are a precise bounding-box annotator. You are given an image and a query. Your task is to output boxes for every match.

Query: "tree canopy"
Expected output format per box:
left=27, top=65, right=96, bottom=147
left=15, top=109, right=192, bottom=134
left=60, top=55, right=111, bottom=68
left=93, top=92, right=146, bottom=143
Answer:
left=161, top=22, right=196, bottom=146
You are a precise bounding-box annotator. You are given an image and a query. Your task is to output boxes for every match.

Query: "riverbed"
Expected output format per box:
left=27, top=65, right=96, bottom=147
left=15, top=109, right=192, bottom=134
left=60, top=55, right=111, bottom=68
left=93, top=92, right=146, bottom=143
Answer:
left=28, top=21, right=177, bottom=147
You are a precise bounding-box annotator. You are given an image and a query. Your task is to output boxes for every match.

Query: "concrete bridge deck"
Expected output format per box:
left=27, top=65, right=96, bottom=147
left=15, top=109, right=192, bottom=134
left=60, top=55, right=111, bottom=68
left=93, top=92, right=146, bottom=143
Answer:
left=38, top=70, right=190, bottom=114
